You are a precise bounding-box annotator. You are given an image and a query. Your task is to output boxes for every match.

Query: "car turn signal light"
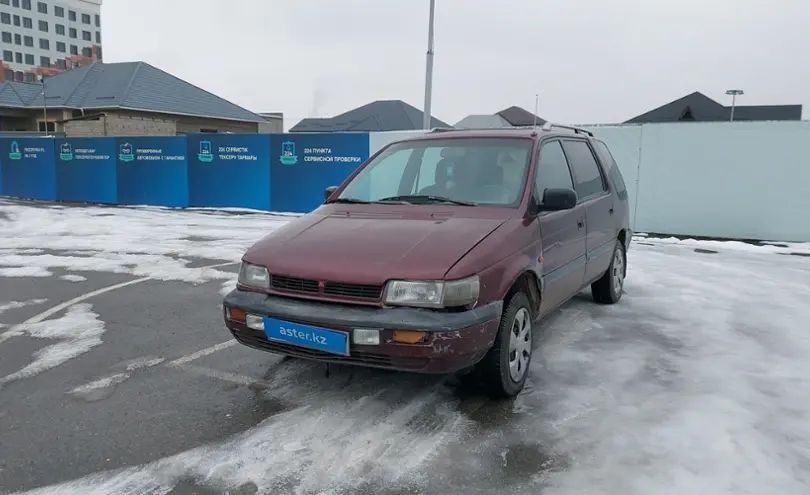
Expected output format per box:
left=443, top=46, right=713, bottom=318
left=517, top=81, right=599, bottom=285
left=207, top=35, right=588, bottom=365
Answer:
left=392, top=330, right=428, bottom=344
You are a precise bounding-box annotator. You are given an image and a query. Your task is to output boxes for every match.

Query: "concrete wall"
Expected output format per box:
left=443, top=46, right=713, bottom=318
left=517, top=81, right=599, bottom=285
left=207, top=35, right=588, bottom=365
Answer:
left=367, top=122, right=810, bottom=242
left=61, top=112, right=260, bottom=137
left=64, top=114, right=177, bottom=137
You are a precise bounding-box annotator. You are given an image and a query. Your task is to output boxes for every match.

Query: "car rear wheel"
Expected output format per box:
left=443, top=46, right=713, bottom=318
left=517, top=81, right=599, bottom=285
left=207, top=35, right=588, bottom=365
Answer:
left=476, top=291, right=533, bottom=398
left=591, top=239, right=626, bottom=304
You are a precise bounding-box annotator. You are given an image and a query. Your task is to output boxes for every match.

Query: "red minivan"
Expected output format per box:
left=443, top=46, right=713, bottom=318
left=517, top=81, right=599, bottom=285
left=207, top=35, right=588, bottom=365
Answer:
left=223, top=124, right=631, bottom=397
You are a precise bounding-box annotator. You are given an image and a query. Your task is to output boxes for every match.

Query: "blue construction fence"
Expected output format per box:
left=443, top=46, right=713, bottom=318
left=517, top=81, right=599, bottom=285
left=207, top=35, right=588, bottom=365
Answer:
left=0, top=132, right=370, bottom=213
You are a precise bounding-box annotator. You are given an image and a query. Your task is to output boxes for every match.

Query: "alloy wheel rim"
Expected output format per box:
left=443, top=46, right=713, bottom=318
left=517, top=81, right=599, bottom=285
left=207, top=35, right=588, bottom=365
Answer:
left=508, top=307, right=532, bottom=382
left=613, top=247, right=625, bottom=296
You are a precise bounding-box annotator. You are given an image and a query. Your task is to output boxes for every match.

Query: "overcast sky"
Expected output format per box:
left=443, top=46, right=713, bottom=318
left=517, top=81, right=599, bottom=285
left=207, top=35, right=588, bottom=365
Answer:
left=102, top=0, right=808, bottom=128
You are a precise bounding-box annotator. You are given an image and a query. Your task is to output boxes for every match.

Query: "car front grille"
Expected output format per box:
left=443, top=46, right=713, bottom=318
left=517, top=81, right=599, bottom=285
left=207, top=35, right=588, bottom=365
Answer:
left=269, top=274, right=383, bottom=301
left=271, top=274, right=319, bottom=293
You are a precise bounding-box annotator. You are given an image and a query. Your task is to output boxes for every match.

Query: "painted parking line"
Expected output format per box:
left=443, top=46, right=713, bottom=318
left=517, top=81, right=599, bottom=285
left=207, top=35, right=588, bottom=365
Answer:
left=167, top=340, right=237, bottom=367
left=173, top=363, right=274, bottom=389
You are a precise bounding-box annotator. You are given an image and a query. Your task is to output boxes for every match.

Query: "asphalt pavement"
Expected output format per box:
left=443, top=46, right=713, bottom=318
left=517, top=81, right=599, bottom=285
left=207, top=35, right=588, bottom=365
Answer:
left=3, top=199, right=810, bottom=495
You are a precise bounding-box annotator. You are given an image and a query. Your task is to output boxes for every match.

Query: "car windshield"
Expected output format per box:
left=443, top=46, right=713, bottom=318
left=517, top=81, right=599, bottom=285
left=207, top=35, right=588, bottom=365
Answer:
left=335, top=137, right=534, bottom=207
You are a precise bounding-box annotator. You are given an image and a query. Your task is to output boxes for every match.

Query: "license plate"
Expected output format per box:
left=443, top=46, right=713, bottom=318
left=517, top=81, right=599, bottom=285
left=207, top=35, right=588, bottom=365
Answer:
left=263, top=317, right=350, bottom=356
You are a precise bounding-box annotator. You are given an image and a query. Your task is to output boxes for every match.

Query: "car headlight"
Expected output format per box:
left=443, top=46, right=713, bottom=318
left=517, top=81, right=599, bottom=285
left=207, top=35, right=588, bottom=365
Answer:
left=238, top=262, right=269, bottom=288
left=383, top=275, right=480, bottom=308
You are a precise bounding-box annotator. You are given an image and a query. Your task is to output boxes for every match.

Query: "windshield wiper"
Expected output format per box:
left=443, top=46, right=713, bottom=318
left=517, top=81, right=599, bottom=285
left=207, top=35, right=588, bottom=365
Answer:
left=376, top=195, right=476, bottom=206
left=327, top=197, right=371, bottom=204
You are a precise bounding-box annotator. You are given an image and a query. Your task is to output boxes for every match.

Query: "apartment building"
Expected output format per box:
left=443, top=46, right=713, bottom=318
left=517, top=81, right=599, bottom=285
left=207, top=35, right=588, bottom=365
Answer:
left=0, top=0, right=102, bottom=82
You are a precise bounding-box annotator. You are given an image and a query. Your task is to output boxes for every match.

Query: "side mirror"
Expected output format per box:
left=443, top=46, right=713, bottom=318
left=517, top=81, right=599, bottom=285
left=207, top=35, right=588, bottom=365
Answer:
left=541, top=188, right=578, bottom=211
left=324, top=185, right=338, bottom=203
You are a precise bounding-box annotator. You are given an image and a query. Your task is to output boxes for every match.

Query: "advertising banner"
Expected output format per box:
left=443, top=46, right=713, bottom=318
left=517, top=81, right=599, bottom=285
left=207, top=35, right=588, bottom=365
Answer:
left=115, top=136, right=188, bottom=207
left=186, top=134, right=271, bottom=210
left=55, top=138, right=117, bottom=203
left=269, top=133, right=370, bottom=213
left=0, top=137, right=56, bottom=200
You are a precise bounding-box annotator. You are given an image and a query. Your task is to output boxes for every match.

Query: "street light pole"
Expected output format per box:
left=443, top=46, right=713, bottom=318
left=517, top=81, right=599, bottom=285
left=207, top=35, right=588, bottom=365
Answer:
left=725, top=89, right=744, bottom=122
left=422, top=0, right=436, bottom=130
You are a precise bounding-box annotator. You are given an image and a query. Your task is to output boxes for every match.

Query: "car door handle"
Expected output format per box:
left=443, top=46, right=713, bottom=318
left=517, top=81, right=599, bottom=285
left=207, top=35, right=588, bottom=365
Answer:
left=577, top=219, right=584, bottom=229
left=609, top=207, right=614, bottom=215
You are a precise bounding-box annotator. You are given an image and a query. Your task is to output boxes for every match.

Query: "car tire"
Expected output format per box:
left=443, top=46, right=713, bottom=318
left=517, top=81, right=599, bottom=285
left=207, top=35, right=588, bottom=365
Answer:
left=476, top=291, right=534, bottom=398
left=591, top=239, right=626, bottom=304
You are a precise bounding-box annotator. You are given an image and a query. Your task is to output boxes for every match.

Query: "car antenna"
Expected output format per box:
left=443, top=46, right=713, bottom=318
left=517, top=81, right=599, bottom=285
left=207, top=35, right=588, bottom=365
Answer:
left=531, top=94, right=539, bottom=136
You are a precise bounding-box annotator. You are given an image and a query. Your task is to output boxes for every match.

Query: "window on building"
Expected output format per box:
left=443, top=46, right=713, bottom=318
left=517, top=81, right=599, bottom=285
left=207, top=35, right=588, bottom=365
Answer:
left=69, top=44, right=77, bottom=55
left=22, top=0, right=30, bottom=9
left=94, top=14, right=99, bottom=26
left=14, top=70, right=23, bottom=81
left=23, top=34, right=32, bottom=46
left=68, top=10, right=75, bottom=21
left=38, top=121, right=55, bottom=132
left=81, top=46, right=91, bottom=57
left=82, top=30, right=90, bottom=41
left=38, top=19, right=47, bottom=31
left=12, top=0, right=19, bottom=7
left=39, top=37, right=48, bottom=49
left=14, top=52, right=21, bottom=63
left=81, top=13, right=90, bottom=24
left=3, top=69, right=12, bottom=80
left=561, top=140, right=608, bottom=200
left=55, top=5, right=64, bottom=17
left=39, top=55, right=49, bottom=66
left=24, top=72, right=35, bottom=82
left=2, top=50, right=13, bottom=62
left=56, top=58, right=66, bottom=69
left=96, top=45, right=101, bottom=60
left=55, top=23, right=64, bottom=35
left=36, top=1, right=45, bottom=13
left=1, top=31, right=10, bottom=43
left=95, top=31, right=100, bottom=43
left=24, top=52, right=33, bottom=64
left=14, top=33, right=20, bottom=44
left=69, top=27, right=76, bottom=38
left=0, top=0, right=9, bottom=6
left=22, top=16, right=31, bottom=28
left=56, top=41, right=65, bottom=52
left=0, top=13, right=10, bottom=24
left=12, top=14, right=19, bottom=25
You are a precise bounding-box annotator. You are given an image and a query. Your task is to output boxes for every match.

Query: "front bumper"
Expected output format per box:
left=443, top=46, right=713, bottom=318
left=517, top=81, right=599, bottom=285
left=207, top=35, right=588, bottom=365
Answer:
left=222, top=289, right=502, bottom=374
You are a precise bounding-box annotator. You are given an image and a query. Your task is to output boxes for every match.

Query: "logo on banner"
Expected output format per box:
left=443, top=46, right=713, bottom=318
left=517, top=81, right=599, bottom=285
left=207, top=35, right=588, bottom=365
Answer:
left=198, top=140, right=214, bottom=162
left=60, top=142, right=74, bottom=160
left=119, top=142, right=134, bottom=162
left=280, top=140, right=298, bottom=165
left=9, top=140, right=21, bottom=160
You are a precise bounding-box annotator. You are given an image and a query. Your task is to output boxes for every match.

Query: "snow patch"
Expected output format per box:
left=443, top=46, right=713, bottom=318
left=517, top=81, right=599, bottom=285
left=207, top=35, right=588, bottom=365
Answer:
left=69, top=373, right=130, bottom=395
left=60, top=274, right=87, bottom=282
left=0, top=303, right=105, bottom=387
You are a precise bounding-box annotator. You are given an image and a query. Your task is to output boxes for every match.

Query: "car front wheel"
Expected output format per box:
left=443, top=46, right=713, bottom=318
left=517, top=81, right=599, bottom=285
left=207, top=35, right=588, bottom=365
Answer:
left=477, top=291, right=533, bottom=398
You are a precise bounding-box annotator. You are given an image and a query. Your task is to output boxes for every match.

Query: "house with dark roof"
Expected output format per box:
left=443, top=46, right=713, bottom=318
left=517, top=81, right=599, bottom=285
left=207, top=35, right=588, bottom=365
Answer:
left=495, top=106, right=547, bottom=127
left=454, top=106, right=547, bottom=129
left=289, top=100, right=449, bottom=132
left=625, top=91, right=803, bottom=123
left=0, top=61, right=269, bottom=136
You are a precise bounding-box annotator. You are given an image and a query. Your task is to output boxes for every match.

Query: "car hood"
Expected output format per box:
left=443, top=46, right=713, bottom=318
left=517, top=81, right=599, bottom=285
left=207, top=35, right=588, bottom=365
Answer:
left=243, top=211, right=508, bottom=283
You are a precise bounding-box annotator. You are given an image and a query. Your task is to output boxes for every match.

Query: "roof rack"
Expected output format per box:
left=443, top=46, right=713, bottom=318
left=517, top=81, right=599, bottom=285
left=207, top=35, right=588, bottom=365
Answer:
left=429, top=127, right=456, bottom=132
left=540, top=122, right=594, bottom=137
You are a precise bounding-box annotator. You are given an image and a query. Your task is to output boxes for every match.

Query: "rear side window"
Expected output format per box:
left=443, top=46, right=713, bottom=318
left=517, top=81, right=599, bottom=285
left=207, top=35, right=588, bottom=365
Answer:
left=561, top=140, right=607, bottom=200
left=593, top=139, right=628, bottom=200
left=535, top=141, right=574, bottom=192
